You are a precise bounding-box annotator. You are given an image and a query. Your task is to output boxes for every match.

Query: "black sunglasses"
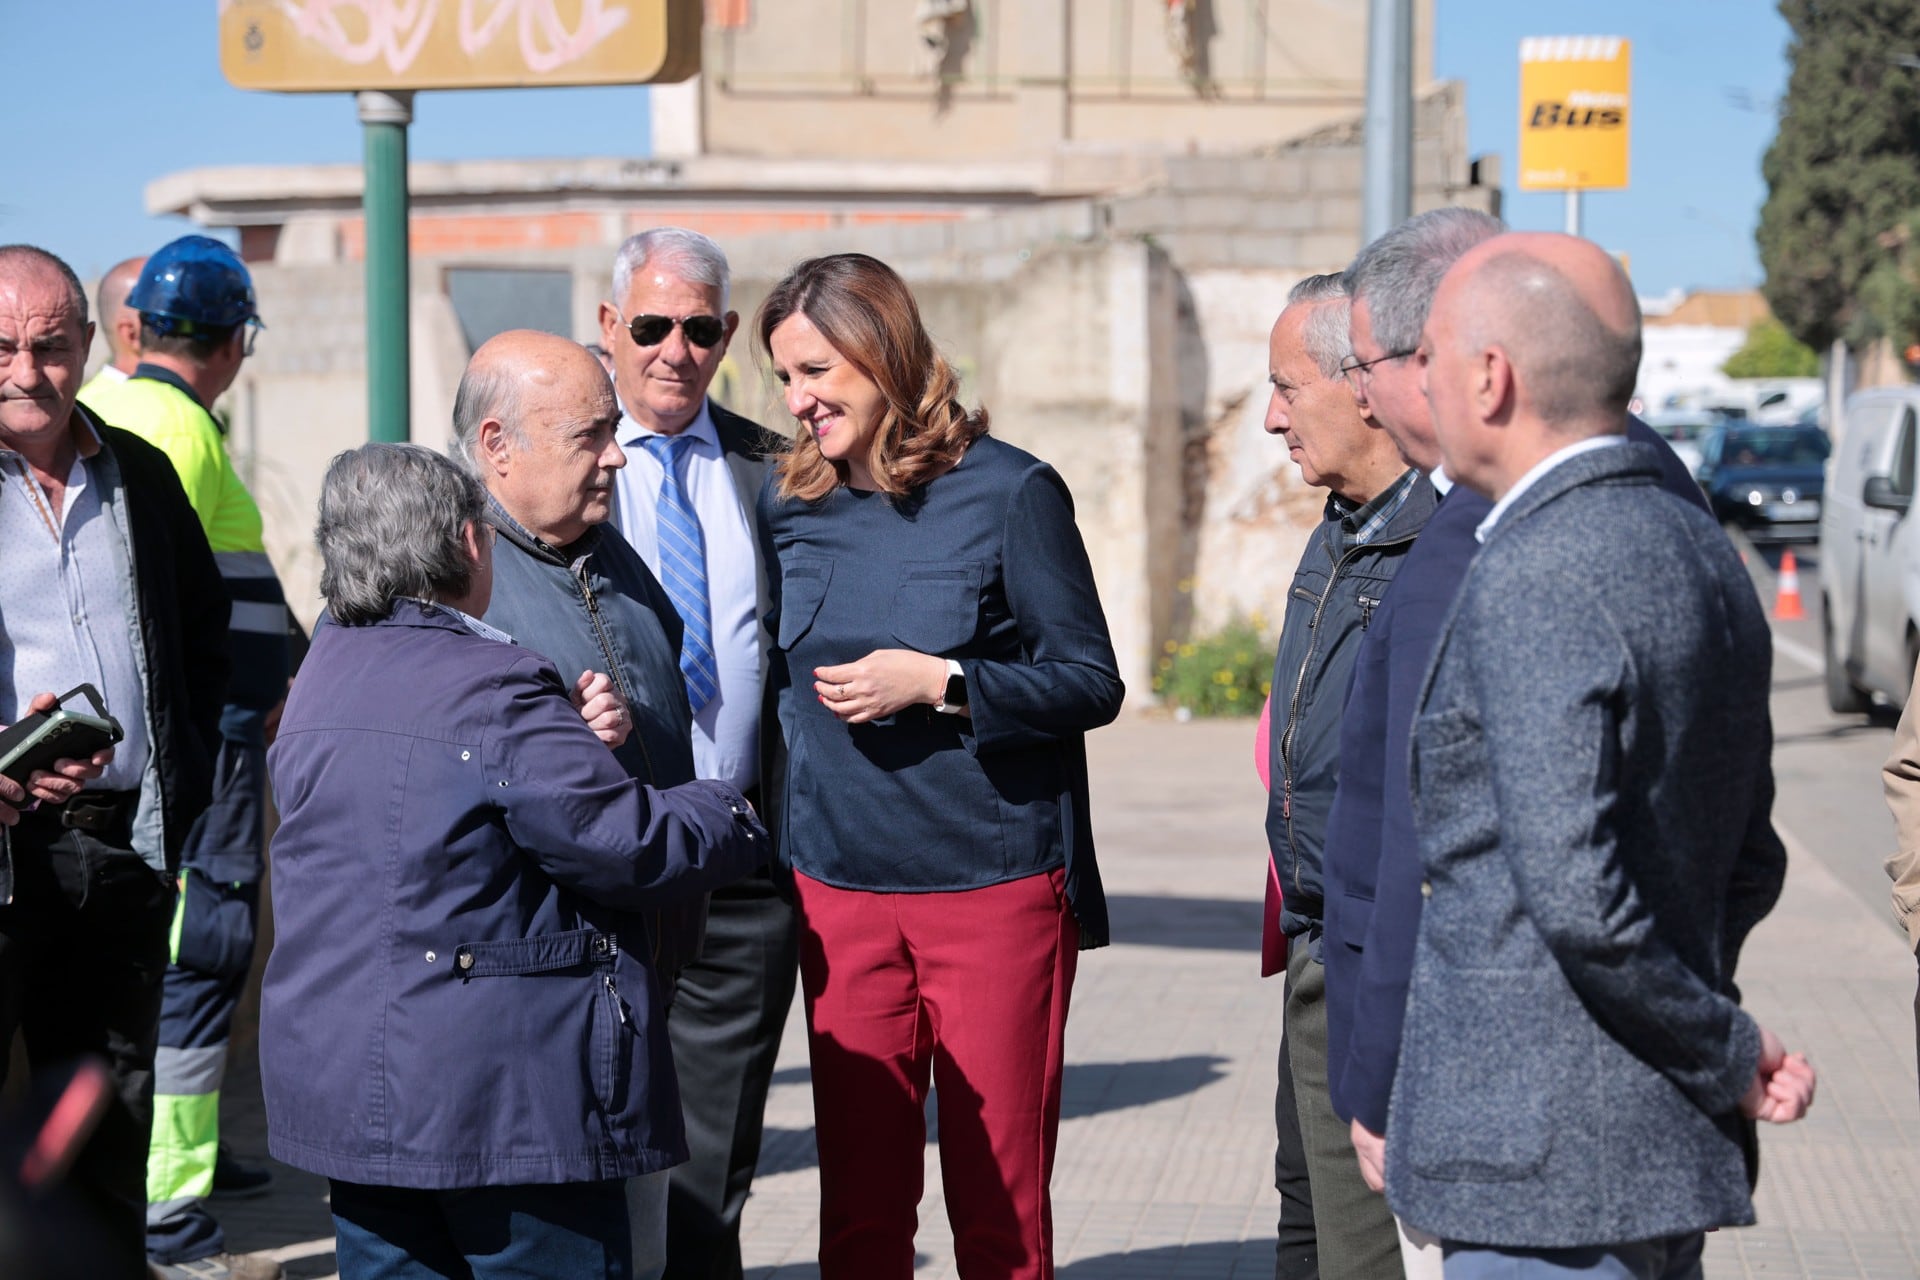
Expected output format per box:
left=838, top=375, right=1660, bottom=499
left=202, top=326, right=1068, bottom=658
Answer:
left=622, top=312, right=726, bottom=349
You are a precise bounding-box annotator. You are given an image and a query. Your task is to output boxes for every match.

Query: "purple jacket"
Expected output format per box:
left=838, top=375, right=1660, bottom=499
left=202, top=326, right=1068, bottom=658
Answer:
left=260, top=600, right=765, bottom=1187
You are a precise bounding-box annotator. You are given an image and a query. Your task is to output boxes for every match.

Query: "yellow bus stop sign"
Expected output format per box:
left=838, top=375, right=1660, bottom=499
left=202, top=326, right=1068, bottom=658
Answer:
left=1519, top=36, right=1631, bottom=191
left=219, top=0, right=702, bottom=92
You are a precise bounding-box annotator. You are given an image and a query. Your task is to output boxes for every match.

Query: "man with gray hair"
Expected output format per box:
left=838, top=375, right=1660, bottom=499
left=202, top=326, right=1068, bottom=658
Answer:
left=1322, top=210, right=1711, bottom=1275
left=1261, top=271, right=1427, bottom=1280
left=453, top=327, right=721, bottom=1275
left=599, top=227, right=794, bottom=1280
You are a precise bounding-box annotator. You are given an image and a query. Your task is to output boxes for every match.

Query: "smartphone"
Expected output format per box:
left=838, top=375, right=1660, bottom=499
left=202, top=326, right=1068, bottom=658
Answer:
left=0, top=685, right=124, bottom=786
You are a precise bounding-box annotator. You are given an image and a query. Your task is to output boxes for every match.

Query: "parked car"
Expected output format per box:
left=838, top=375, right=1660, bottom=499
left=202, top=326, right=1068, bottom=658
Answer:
left=1821, top=387, right=1920, bottom=712
left=1695, top=422, right=1828, bottom=543
left=1640, top=408, right=1722, bottom=477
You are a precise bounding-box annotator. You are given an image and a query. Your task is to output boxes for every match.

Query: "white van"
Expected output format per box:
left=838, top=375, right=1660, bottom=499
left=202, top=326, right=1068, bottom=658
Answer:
left=1822, top=386, right=1920, bottom=711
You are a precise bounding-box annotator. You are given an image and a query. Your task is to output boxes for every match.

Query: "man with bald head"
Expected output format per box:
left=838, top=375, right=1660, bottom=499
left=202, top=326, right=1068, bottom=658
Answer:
left=1386, top=233, right=1814, bottom=1275
left=1322, top=213, right=1709, bottom=1273
left=453, top=330, right=722, bottom=1272
left=0, top=244, right=228, bottom=1275
left=78, top=255, right=146, bottom=398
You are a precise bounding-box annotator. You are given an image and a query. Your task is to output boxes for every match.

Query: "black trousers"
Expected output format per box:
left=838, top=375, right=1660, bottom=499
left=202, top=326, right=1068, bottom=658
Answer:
left=663, top=867, right=800, bottom=1280
left=0, top=805, right=174, bottom=1279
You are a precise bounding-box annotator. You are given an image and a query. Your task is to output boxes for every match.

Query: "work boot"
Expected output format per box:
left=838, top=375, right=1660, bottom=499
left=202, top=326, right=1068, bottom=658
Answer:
left=149, top=1252, right=286, bottom=1280
left=210, top=1142, right=275, bottom=1199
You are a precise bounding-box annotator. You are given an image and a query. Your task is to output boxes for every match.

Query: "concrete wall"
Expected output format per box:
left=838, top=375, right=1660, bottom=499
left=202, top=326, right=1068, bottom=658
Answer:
left=124, top=84, right=1497, bottom=706
left=701, top=0, right=1436, bottom=161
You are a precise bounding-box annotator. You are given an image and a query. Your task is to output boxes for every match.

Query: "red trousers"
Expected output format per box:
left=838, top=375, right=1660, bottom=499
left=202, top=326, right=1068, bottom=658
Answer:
left=794, top=868, right=1079, bottom=1280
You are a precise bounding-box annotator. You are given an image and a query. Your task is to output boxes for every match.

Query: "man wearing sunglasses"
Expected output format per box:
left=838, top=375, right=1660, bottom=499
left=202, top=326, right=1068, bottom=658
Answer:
left=598, top=227, right=795, bottom=1280
left=80, top=235, right=289, bottom=1280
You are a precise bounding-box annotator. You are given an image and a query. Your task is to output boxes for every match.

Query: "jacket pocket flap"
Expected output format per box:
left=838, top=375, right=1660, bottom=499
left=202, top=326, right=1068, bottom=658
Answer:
left=890, top=561, right=984, bottom=654
left=776, top=560, right=833, bottom=650
left=454, top=928, right=615, bottom=977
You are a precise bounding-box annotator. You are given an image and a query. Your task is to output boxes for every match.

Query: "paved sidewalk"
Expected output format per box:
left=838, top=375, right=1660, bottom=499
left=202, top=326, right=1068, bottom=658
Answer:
left=214, top=718, right=1919, bottom=1279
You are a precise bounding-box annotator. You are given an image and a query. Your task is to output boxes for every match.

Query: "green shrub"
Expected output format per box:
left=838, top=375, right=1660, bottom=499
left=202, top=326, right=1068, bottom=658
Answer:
left=1152, top=615, right=1273, bottom=718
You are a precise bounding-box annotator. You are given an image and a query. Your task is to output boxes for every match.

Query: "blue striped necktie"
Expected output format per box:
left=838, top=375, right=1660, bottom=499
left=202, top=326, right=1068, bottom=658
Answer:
left=640, top=434, right=719, bottom=714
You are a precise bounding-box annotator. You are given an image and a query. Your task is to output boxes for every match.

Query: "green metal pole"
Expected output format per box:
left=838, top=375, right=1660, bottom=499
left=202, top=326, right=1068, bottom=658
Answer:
left=358, top=90, right=413, bottom=443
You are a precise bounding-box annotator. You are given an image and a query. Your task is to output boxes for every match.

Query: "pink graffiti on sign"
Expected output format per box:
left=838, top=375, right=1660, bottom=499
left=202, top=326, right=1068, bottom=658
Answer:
left=459, top=0, right=631, bottom=73
left=273, top=0, right=630, bottom=74
left=279, top=0, right=439, bottom=73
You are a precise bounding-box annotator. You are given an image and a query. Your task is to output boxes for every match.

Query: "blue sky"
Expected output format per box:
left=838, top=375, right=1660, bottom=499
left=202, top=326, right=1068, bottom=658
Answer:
left=9, top=1, right=1788, bottom=295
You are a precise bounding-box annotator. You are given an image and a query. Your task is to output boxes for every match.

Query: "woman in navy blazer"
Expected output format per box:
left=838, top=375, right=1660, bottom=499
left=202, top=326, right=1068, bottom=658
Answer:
left=756, top=254, right=1124, bottom=1279
left=260, top=444, right=765, bottom=1279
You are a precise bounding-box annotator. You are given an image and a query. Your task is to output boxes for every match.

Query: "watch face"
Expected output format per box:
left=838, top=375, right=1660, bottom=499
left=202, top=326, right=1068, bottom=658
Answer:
left=944, top=670, right=968, bottom=708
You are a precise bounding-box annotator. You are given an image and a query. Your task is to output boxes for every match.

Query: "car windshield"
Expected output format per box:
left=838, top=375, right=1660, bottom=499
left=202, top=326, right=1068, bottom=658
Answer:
left=1648, top=418, right=1712, bottom=442
left=1718, top=428, right=1830, bottom=468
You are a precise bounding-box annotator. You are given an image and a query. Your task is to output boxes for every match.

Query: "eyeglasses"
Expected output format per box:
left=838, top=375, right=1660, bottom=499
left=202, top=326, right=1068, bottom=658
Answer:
left=241, top=316, right=264, bottom=357
left=1338, top=347, right=1416, bottom=389
left=619, top=312, right=726, bottom=349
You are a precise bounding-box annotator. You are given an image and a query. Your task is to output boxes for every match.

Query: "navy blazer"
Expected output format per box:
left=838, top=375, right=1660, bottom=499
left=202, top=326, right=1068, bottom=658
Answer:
left=760, top=436, right=1124, bottom=945
left=1323, top=418, right=1707, bottom=1133
left=1386, top=443, right=1782, bottom=1243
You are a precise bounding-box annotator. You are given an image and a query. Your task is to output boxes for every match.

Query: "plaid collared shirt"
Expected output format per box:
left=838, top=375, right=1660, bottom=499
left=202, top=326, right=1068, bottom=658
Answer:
left=1325, top=467, right=1419, bottom=559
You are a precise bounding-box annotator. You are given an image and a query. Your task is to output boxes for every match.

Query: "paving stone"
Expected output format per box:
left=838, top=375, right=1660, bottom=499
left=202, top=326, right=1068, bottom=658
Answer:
left=204, top=718, right=1920, bottom=1278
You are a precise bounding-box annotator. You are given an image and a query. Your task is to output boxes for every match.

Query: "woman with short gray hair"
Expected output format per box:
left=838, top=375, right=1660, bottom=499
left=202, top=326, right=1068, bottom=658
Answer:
left=259, top=442, right=767, bottom=1279
left=315, top=442, right=487, bottom=624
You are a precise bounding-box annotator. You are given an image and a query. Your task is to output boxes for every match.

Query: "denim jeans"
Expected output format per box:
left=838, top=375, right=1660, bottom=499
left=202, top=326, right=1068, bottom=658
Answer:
left=1441, top=1233, right=1705, bottom=1280
left=330, top=1179, right=632, bottom=1279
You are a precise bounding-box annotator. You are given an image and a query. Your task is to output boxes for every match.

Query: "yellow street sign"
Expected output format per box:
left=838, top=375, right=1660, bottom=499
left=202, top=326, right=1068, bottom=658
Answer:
left=1518, top=36, right=1631, bottom=191
left=219, top=0, right=702, bottom=92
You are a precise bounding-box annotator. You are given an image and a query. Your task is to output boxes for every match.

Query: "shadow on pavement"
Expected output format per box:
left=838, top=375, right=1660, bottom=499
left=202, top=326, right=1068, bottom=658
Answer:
left=1060, top=1238, right=1274, bottom=1277
left=1062, top=1056, right=1230, bottom=1119
left=1105, top=896, right=1262, bottom=952
left=1776, top=707, right=1902, bottom=745
left=747, top=1264, right=821, bottom=1280
left=754, top=1055, right=1229, bottom=1178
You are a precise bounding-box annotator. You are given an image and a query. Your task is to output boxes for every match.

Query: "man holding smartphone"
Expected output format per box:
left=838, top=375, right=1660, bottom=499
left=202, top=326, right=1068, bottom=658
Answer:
left=82, top=235, right=291, bottom=1280
left=0, top=244, right=230, bottom=1277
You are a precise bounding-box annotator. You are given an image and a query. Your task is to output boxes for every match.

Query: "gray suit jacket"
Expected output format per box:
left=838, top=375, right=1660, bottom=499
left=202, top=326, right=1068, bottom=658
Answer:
left=1387, top=442, right=1786, bottom=1246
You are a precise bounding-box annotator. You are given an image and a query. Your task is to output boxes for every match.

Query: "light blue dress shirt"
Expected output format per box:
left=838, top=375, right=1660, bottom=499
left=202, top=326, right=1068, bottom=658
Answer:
left=611, top=401, right=761, bottom=793
left=0, top=434, right=152, bottom=791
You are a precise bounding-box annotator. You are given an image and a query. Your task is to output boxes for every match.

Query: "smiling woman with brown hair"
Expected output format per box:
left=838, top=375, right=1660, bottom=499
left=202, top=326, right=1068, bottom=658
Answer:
left=754, top=253, right=1124, bottom=1280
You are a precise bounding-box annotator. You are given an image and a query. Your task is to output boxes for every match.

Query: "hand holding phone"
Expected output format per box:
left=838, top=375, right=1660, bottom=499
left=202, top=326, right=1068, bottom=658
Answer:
left=0, top=686, right=123, bottom=791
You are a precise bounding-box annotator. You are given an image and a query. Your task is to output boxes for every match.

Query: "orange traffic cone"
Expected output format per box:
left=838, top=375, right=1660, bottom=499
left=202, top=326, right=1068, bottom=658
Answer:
left=1774, top=550, right=1806, bottom=621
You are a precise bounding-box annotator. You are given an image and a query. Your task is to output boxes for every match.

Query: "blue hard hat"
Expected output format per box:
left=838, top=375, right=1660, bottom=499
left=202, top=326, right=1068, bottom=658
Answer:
left=127, top=235, right=261, bottom=338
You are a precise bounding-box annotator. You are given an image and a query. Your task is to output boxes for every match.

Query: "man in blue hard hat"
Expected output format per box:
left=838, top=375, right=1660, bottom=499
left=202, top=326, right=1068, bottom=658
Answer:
left=81, top=235, right=287, bottom=1280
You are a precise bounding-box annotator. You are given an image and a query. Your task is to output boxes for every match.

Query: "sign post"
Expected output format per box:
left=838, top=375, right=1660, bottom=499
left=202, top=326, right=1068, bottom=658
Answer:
left=358, top=90, right=413, bottom=444
left=1518, top=36, right=1631, bottom=241
left=218, top=0, right=703, bottom=442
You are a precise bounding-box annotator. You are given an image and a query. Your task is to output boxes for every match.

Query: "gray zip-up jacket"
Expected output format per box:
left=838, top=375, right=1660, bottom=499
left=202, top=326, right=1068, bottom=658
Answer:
left=1266, top=473, right=1435, bottom=941
left=480, top=502, right=710, bottom=982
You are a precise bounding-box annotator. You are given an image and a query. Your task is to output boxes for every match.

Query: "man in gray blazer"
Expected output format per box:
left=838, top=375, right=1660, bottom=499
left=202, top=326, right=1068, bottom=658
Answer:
left=599, top=227, right=795, bottom=1280
left=1392, top=231, right=1815, bottom=1276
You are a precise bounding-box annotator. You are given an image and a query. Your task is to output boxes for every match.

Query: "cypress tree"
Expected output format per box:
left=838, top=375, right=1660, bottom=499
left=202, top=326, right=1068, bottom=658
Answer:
left=1757, top=0, right=1920, bottom=350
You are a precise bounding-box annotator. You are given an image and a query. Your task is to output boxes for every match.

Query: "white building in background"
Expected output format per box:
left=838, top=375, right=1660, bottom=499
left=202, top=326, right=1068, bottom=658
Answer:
left=1635, top=288, right=1820, bottom=423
